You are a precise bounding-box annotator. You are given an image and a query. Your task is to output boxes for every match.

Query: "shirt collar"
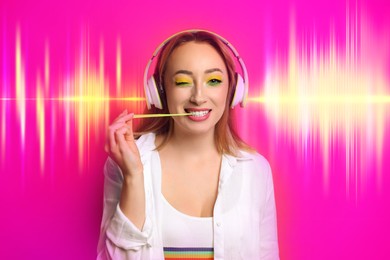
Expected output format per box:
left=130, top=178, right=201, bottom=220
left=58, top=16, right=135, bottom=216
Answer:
left=136, top=133, right=157, bottom=164
left=224, top=152, right=253, bottom=167
left=220, top=153, right=253, bottom=186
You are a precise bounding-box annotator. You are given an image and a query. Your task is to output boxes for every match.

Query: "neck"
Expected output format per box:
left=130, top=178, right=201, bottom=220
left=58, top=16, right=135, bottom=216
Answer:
left=166, top=127, right=219, bottom=158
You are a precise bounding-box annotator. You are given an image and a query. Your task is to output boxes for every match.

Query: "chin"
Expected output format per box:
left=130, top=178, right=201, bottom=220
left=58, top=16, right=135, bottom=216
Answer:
left=178, top=122, right=217, bottom=136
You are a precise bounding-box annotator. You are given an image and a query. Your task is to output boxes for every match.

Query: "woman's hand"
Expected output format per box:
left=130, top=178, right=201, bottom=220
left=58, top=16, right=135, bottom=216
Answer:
left=104, top=110, right=146, bottom=231
left=105, top=109, right=143, bottom=177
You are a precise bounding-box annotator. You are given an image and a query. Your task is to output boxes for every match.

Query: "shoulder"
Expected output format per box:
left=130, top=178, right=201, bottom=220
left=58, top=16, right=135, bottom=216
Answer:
left=237, top=150, right=272, bottom=174
left=234, top=150, right=273, bottom=188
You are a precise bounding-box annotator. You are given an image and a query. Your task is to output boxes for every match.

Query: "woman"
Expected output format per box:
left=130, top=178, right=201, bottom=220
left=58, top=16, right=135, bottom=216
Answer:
left=97, top=30, right=279, bottom=259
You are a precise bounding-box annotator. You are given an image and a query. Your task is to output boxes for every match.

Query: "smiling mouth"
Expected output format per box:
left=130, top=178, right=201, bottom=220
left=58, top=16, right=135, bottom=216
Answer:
left=184, top=109, right=212, bottom=117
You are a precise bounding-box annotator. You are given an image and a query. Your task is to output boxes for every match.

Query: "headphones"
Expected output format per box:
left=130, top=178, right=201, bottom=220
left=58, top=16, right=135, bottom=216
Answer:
left=143, top=29, right=249, bottom=110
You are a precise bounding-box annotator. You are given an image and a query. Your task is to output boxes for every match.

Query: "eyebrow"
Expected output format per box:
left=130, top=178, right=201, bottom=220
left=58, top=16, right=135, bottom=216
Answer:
left=205, top=68, right=223, bottom=74
left=174, top=70, right=192, bottom=76
left=173, top=68, right=223, bottom=76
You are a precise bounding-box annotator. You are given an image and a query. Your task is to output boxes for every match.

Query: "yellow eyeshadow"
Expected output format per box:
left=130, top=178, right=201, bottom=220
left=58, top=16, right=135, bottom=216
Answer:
left=174, top=77, right=193, bottom=85
left=207, top=75, right=223, bottom=81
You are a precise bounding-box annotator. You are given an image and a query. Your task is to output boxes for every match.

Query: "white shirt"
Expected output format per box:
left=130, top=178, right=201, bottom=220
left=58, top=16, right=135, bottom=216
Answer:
left=97, top=133, right=279, bottom=260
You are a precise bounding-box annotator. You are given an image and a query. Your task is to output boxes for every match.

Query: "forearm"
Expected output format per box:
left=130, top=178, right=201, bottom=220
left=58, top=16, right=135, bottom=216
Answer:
left=119, top=172, right=146, bottom=231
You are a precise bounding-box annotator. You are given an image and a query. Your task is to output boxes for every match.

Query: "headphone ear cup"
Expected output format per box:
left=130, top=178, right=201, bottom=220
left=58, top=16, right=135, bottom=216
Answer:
left=146, top=76, right=163, bottom=109
left=230, top=73, right=245, bottom=108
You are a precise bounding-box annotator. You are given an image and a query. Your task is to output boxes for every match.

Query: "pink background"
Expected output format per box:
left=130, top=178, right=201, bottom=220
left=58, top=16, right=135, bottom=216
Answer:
left=0, top=0, right=389, bottom=259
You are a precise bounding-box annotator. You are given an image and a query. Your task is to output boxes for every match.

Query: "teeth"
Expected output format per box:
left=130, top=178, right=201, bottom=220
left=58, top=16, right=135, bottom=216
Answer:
left=190, top=110, right=209, bottom=117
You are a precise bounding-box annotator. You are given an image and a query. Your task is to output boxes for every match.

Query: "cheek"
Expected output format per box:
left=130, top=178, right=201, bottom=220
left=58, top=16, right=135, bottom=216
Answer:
left=165, top=88, right=189, bottom=110
left=213, top=85, right=229, bottom=107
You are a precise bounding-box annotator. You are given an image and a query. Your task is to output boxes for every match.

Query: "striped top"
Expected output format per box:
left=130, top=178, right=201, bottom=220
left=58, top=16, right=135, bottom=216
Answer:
left=163, top=247, right=213, bottom=259
left=161, top=194, right=214, bottom=259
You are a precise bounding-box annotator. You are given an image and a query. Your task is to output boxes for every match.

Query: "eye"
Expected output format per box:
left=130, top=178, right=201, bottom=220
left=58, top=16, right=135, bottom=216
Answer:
left=175, top=81, right=191, bottom=86
left=174, top=76, right=193, bottom=87
left=207, top=78, right=222, bottom=86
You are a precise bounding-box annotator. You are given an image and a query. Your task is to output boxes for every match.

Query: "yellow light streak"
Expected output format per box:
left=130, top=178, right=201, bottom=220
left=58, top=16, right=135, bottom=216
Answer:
left=15, top=27, right=26, bottom=149
left=36, top=76, right=45, bottom=173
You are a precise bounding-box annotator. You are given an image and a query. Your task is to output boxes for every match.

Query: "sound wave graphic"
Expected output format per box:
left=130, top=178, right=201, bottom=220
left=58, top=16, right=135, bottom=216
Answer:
left=250, top=11, right=390, bottom=198
left=0, top=11, right=389, bottom=200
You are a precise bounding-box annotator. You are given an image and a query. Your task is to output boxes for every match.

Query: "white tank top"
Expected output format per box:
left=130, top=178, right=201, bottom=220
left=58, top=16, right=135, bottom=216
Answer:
left=161, top=193, right=214, bottom=259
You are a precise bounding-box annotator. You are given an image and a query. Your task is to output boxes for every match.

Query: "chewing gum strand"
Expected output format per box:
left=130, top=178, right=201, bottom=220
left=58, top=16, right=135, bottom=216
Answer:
left=133, top=113, right=192, bottom=119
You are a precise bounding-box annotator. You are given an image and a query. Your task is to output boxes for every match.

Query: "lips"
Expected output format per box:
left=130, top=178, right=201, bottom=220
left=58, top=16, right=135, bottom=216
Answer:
left=184, top=108, right=212, bottom=121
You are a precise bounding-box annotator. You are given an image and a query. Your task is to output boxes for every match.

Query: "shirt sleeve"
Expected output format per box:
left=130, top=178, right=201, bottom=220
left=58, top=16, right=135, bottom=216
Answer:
left=258, top=161, right=280, bottom=260
left=97, top=157, right=154, bottom=259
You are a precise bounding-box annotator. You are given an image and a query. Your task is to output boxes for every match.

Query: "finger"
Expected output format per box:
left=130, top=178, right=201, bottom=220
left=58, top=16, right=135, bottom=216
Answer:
left=125, top=113, right=134, bottom=125
left=107, top=124, right=120, bottom=153
left=113, top=113, right=134, bottom=124
left=113, top=109, right=128, bottom=122
left=115, top=126, right=133, bottom=152
left=110, top=114, right=134, bottom=138
left=108, top=120, right=132, bottom=134
left=125, top=115, right=135, bottom=142
left=107, top=113, right=133, bottom=153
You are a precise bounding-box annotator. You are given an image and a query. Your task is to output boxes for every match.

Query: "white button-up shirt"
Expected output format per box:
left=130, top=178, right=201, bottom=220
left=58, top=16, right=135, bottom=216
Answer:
left=97, top=133, right=279, bottom=259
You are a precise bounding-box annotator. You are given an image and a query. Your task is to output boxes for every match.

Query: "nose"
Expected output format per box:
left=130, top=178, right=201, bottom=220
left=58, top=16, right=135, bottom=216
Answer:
left=189, top=83, right=207, bottom=105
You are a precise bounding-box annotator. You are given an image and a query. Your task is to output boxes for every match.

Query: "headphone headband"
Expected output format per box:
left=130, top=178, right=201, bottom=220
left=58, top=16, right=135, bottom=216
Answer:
left=143, top=29, right=249, bottom=109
